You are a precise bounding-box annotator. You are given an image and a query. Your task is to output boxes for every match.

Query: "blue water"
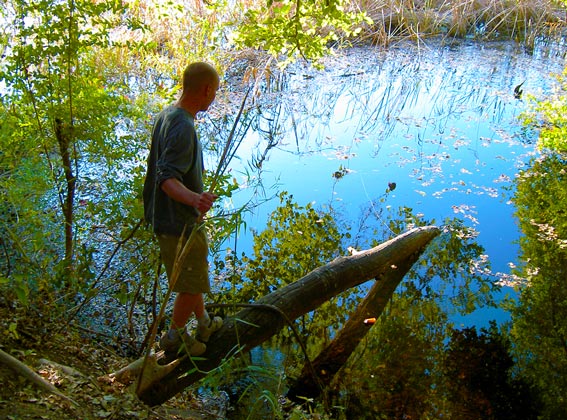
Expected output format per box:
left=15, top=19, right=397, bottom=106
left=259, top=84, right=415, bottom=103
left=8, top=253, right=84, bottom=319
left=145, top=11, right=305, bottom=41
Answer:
left=213, top=40, right=566, bottom=328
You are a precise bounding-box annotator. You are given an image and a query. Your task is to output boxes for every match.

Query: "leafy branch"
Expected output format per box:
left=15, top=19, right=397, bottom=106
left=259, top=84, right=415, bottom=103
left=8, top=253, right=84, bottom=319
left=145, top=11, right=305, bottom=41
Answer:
left=233, top=0, right=372, bottom=68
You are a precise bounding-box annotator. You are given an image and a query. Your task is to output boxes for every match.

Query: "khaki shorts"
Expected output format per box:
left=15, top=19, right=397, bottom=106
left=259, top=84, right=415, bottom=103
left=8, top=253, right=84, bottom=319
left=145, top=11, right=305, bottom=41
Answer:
left=157, top=229, right=210, bottom=294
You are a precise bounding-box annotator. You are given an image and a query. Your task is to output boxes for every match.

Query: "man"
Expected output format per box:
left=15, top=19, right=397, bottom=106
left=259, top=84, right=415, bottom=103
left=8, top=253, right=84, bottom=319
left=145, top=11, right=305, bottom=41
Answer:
left=143, top=62, right=223, bottom=357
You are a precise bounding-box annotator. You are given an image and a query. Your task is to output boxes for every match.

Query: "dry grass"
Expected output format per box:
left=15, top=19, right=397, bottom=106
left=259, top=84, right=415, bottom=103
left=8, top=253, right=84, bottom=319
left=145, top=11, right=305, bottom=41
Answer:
left=352, top=0, right=566, bottom=47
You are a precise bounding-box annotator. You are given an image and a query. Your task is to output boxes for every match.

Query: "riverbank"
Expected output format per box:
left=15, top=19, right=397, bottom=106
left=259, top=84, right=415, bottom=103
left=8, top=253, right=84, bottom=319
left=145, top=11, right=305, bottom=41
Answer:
left=0, top=300, right=229, bottom=419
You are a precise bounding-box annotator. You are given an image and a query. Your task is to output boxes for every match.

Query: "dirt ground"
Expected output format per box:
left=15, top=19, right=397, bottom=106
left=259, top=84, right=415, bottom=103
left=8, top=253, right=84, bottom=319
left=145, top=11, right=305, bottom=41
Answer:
left=0, top=299, right=227, bottom=420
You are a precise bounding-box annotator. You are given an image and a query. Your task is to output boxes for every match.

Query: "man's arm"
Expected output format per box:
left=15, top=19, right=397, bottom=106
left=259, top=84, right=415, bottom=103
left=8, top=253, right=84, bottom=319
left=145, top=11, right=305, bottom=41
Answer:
left=160, top=178, right=218, bottom=215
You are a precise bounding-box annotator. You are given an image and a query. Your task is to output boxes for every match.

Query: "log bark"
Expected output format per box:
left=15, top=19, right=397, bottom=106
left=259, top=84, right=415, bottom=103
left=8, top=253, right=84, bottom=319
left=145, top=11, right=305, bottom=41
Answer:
left=286, top=253, right=419, bottom=401
left=136, top=226, right=440, bottom=406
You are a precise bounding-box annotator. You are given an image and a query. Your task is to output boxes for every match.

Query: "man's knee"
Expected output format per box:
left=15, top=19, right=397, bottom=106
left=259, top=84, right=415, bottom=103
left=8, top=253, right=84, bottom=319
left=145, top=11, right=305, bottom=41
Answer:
left=176, top=292, right=202, bottom=302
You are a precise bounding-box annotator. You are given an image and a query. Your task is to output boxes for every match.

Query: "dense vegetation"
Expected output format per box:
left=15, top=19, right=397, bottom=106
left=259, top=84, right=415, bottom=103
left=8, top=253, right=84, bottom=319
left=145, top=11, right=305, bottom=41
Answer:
left=1, top=0, right=567, bottom=418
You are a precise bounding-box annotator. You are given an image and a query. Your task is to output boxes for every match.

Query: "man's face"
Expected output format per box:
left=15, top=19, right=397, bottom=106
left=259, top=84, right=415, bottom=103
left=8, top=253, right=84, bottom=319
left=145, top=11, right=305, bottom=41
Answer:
left=202, top=78, right=219, bottom=112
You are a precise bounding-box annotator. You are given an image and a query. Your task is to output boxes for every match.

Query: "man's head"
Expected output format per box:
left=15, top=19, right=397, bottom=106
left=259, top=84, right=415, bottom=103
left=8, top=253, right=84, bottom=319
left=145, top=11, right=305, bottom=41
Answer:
left=179, top=62, right=220, bottom=115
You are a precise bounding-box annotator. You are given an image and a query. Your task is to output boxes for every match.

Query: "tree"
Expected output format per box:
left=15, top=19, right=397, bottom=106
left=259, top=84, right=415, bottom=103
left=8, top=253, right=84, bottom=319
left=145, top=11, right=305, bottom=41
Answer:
left=511, top=7, right=567, bottom=413
left=523, top=70, right=567, bottom=152
left=0, top=0, right=237, bottom=314
left=232, top=0, right=372, bottom=68
left=444, top=324, right=541, bottom=420
left=212, top=191, right=500, bottom=418
left=332, top=296, right=450, bottom=419
left=315, top=205, right=499, bottom=418
left=224, top=191, right=353, bottom=346
left=0, top=0, right=144, bottom=295
left=509, top=152, right=567, bottom=419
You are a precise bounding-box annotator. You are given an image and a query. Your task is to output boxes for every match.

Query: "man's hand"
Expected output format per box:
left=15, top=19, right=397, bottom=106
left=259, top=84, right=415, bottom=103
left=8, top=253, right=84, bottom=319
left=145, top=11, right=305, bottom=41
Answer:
left=160, top=178, right=218, bottom=214
left=193, top=191, right=218, bottom=214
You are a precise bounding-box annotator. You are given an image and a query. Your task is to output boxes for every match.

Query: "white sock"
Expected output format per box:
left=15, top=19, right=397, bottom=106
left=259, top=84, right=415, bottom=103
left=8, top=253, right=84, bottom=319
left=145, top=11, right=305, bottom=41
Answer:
left=197, top=311, right=210, bottom=327
left=168, top=325, right=186, bottom=338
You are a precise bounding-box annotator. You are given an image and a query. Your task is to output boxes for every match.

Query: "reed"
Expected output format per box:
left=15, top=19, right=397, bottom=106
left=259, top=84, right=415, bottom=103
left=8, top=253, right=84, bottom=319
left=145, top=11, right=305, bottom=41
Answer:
left=352, top=0, right=565, bottom=46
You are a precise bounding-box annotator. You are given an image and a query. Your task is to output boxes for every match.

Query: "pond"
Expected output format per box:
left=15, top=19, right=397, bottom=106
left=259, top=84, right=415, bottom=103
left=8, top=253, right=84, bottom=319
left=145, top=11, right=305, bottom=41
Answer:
left=212, top=38, right=566, bottom=328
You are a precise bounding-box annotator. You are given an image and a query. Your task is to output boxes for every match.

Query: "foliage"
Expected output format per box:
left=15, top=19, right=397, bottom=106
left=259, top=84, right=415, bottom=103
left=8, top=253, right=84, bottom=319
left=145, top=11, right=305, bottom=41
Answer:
left=523, top=68, right=567, bottom=152
left=2, top=0, right=563, bottom=417
left=334, top=296, right=450, bottom=419
left=512, top=6, right=567, bottom=415
left=122, top=0, right=236, bottom=88
left=202, top=356, right=289, bottom=420
left=211, top=187, right=502, bottom=417
left=331, top=302, right=539, bottom=419
left=314, top=200, right=500, bottom=418
left=244, top=192, right=345, bottom=297
left=508, top=152, right=567, bottom=419
left=0, top=0, right=247, bottom=335
left=409, top=220, right=497, bottom=315
left=213, top=191, right=352, bottom=352
left=443, top=323, right=542, bottom=420
left=0, top=0, right=144, bottom=297
left=360, top=202, right=497, bottom=316
left=232, top=0, right=372, bottom=68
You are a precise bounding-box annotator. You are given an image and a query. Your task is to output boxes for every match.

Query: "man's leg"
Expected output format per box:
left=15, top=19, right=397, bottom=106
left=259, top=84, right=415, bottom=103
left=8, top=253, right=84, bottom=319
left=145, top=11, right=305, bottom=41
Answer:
left=171, top=292, right=205, bottom=329
left=161, top=292, right=207, bottom=357
left=157, top=232, right=221, bottom=355
left=171, top=291, right=221, bottom=343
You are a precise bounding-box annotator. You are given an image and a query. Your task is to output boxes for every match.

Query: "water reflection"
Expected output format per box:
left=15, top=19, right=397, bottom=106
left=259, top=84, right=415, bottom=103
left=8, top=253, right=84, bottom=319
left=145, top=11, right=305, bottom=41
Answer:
left=206, top=39, right=565, bottom=326
left=509, top=153, right=567, bottom=410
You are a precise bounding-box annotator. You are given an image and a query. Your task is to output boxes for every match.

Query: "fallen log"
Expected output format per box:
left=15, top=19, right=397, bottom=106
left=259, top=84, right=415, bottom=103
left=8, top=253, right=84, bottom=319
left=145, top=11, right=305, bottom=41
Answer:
left=0, top=348, right=78, bottom=406
left=286, top=253, right=420, bottom=401
left=128, top=226, right=439, bottom=406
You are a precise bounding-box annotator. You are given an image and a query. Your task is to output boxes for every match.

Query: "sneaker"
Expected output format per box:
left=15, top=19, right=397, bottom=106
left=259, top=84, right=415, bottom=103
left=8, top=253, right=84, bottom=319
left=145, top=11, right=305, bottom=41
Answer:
left=159, top=328, right=207, bottom=357
left=196, top=316, right=223, bottom=343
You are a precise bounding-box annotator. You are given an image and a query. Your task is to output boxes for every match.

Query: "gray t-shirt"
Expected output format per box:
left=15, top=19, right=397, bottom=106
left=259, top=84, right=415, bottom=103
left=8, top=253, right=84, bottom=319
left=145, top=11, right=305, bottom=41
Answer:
left=143, top=106, right=204, bottom=236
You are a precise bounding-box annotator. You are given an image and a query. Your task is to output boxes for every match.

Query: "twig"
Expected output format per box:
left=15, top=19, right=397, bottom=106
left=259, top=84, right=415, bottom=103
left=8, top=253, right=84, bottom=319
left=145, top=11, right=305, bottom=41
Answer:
left=63, top=218, right=143, bottom=327
left=209, top=86, right=252, bottom=193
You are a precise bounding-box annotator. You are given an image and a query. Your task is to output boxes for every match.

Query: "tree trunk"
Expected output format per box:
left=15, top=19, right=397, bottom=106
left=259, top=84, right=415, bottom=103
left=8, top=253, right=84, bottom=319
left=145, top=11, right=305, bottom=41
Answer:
left=134, top=226, right=440, bottom=406
left=55, top=117, right=75, bottom=268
